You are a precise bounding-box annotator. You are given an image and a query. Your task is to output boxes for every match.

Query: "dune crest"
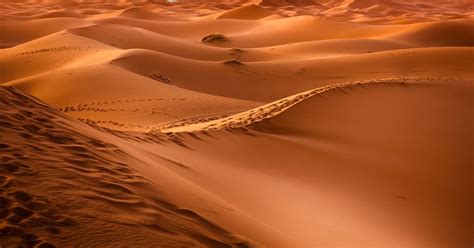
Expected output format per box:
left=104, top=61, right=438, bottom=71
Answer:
left=159, top=78, right=422, bottom=132
left=216, top=4, right=275, bottom=20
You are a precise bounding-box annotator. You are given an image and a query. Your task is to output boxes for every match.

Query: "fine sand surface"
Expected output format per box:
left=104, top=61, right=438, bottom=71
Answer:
left=0, top=1, right=473, bottom=248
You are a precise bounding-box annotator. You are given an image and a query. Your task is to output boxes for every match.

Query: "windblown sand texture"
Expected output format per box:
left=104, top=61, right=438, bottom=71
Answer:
left=0, top=0, right=473, bottom=247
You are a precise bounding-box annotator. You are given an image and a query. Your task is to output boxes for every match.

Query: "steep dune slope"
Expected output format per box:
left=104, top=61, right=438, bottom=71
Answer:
left=152, top=79, right=473, bottom=248
left=0, top=85, right=284, bottom=248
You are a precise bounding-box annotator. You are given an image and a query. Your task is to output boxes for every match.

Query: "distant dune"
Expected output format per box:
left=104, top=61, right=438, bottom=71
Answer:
left=0, top=1, right=472, bottom=247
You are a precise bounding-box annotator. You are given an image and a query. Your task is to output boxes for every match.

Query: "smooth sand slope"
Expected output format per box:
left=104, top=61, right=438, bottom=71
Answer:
left=0, top=1, right=473, bottom=247
left=152, top=79, right=472, bottom=248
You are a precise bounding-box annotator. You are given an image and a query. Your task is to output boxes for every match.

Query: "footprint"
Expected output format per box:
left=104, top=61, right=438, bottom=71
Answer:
left=12, top=190, right=33, bottom=203
left=0, top=225, right=24, bottom=235
left=8, top=214, right=23, bottom=224
left=0, top=208, right=10, bottom=219
left=44, top=226, right=61, bottom=235
left=0, top=143, right=10, bottom=149
left=23, top=124, right=41, bottom=132
left=26, top=201, right=48, bottom=212
left=20, top=233, right=39, bottom=247
left=0, top=196, right=12, bottom=209
left=12, top=206, right=34, bottom=218
left=1, top=163, right=19, bottom=173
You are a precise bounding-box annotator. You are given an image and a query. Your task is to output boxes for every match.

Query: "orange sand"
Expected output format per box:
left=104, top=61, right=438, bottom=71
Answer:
left=0, top=1, right=472, bottom=247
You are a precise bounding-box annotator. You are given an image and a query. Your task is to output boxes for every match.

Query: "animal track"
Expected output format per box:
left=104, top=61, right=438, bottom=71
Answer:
left=61, top=106, right=179, bottom=118
left=13, top=46, right=100, bottom=56
left=58, top=97, right=186, bottom=112
left=77, top=118, right=151, bottom=129
left=155, top=113, right=234, bottom=131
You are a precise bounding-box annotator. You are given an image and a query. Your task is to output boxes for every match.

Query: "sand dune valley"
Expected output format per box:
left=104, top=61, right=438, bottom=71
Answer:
left=0, top=0, right=473, bottom=247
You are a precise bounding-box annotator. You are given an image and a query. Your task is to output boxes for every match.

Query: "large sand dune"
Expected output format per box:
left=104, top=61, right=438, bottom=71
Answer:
left=0, top=1, right=472, bottom=247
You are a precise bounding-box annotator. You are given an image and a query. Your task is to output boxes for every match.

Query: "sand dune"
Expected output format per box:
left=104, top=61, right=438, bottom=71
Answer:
left=0, top=85, right=271, bottom=247
left=6, top=64, right=260, bottom=131
left=261, top=0, right=474, bottom=23
left=159, top=78, right=422, bottom=132
left=388, top=20, right=474, bottom=46
left=68, top=24, right=238, bottom=61
left=117, top=7, right=185, bottom=21
left=216, top=4, right=276, bottom=20
left=1, top=1, right=472, bottom=247
left=150, top=79, right=472, bottom=248
left=0, top=18, right=91, bottom=48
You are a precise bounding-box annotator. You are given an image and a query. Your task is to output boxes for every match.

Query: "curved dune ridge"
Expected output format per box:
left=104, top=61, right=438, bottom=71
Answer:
left=158, top=77, right=426, bottom=132
left=0, top=1, right=473, bottom=248
left=215, top=4, right=276, bottom=20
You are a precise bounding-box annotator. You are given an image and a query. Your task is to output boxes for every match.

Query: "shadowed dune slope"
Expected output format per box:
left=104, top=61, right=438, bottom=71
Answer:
left=388, top=20, right=474, bottom=47
left=108, top=47, right=474, bottom=102
left=0, top=85, right=267, bottom=248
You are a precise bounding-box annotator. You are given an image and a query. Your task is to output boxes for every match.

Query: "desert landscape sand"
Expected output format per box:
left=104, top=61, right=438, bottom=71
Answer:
left=0, top=0, right=473, bottom=247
